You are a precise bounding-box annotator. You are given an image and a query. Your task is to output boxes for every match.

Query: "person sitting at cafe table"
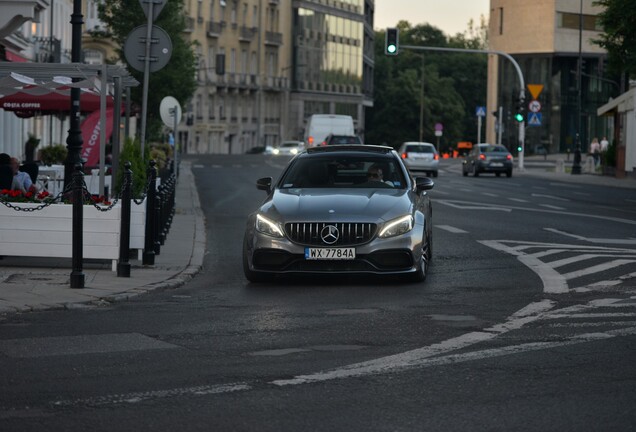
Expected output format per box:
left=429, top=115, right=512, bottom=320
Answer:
left=10, top=157, right=33, bottom=192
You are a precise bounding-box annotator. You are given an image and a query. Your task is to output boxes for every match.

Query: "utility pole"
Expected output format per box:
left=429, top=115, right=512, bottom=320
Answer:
left=419, top=55, right=424, bottom=142
left=572, top=0, right=583, bottom=174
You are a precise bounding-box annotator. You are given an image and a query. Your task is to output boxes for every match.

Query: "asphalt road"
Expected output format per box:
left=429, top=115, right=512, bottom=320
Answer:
left=0, top=155, right=635, bottom=431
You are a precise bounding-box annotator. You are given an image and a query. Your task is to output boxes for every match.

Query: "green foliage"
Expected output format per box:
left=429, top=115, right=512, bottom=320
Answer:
left=367, top=21, right=487, bottom=150
left=97, top=0, right=197, bottom=140
left=116, top=137, right=148, bottom=198
left=593, top=0, right=636, bottom=78
left=39, top=144, right=67, bottom=165
left=603, top=140, right=617, bottom=167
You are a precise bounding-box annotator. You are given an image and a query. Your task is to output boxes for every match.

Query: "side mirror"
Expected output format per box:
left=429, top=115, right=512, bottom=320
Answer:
left=415, top=176, right=434, bottom=192
left=256, top=177, right=273, bottom=194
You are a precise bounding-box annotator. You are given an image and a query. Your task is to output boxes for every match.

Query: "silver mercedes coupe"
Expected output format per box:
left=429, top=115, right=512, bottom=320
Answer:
left=243, top=145, right=435, bottom=282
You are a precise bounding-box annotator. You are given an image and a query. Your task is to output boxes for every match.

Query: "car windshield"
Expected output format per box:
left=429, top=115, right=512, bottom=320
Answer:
left=481, top=145, right=507, bottom=153
left=406, top=145, right=435, bottom=153
left=329, top=136, right=361, bottom=145
left=282, top=142, right=300, bottom=148
left=279, top=154, right=406, bottom=189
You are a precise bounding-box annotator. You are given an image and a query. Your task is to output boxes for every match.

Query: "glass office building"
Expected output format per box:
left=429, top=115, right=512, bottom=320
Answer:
left=288, top=0, right=373, bottom=141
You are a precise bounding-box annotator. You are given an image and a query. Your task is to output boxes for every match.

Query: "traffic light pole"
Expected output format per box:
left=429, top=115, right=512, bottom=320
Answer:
left=400, top=45, right=527, bottom=170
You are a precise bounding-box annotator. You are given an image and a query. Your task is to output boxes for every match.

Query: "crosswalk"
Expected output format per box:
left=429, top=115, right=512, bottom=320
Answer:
left=480, top=239, right=636, bottom=294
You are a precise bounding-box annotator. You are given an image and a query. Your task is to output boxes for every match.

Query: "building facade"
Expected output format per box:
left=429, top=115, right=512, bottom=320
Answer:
left=182, top=0, right=373, bottom=154
left=486, top=0, right=618, bottom=155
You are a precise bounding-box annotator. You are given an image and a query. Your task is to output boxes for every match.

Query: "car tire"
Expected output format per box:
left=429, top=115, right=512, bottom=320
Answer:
left=242, top=237, right=272, bottom=283
left=506, top=170, right=513, bottom=178
left=462, top=168, right=468, bottom=177
left=408, top=232, right=430, bottom=283
left=474, top=168, right=480, bottom=177
left=496, top=172, right=501, bottom=177
left=432, top=171, right=438, bottom=178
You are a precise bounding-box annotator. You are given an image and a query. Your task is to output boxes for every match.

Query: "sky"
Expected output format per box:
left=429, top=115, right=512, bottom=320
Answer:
left=374, top=0, right=490, bottom=36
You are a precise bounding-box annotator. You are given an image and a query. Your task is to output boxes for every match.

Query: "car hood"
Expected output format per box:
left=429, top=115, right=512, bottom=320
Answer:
left=259, top=188, right=413, bottom=223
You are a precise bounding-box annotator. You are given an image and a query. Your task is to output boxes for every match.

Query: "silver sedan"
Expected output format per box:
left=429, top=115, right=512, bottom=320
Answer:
left=243, top=145, right=435, bottom=283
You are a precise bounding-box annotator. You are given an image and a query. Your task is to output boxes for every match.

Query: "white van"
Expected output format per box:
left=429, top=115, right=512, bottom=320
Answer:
left=304, top=114, right=355, bottom=147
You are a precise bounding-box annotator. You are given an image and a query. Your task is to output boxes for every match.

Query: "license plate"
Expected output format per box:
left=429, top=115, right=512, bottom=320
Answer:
left=490, top=162, right=503, bottom=167
left=305, top=247, right=356, bottom=260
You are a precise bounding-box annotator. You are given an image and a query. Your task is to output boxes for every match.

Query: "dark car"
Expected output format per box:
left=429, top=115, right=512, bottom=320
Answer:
left=243, top=145, right=435, bottom=283
left=462, top=143, right=513, bottom=177
left=324, top=134, right=363, bottom=146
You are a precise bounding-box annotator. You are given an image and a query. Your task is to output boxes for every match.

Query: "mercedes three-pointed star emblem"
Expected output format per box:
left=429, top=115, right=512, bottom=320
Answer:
left=320, top=225, right=339, bottom=245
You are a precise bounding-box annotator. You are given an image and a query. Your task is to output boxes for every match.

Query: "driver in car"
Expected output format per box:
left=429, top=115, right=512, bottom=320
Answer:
left=367, top=165, right=394, bottom=187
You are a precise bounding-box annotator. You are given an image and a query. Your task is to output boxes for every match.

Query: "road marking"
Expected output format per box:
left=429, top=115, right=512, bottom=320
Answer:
left=480, top=240, right=568, bottom=293
left=482, top=192, right=498, bottom=197
left=271, top=325, right=636, bottom=386
left=562, top=259, right=636, bottom=280
left=545, top=313, right=636, bottom=319
left=52, top=383, right=251, bottom=407
left=544, top=228, right=636, bottom=245
left=436, top=200, right=511, bottom=212
left=539, top=204, right=565, bottom=210
left=531, top=193, right=570, bottom=201
left=508, top=198, right=527, bottom=203
left=192, top=164, right=205, bottom=169
left=436, top=225, right=468, bottom=234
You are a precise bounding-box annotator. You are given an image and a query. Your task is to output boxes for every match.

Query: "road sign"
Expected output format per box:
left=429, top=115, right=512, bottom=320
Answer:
left=475, top=106, right=486, bottom=117
left=434, top=130, right=442, bottom=137
left=528, top=100, right=541, bottom=113
left=434, top=122, right=443, bottom=132
left=160, top=96, right=182, bottom=128
left=139, top=0, right=167, bottom=21
left=527, top=84, right=544, bottom=100
left=527, top=112, right=542, bottom=126
left=124, top=25, right=172, bottom=73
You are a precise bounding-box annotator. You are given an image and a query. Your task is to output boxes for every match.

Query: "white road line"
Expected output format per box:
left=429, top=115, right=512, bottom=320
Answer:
left=573, top=191, right=591, bottom=196
left=544, top=228, right=636, bottom=245
left=539, top=204, right=566, bottom=210
left=508, top=198, right=528, bottom=203
left=211, top=164, right=222, bottom=169
left=480, top=240, right=568, bottom=294
left=545, top=313, right=636, bottom=320
left=436, top=225, right=468, bottom=234
left=430, top=189, right=451, bottom=195
left=531, top=193, right=570, bottom=201
left=192, top=164, right=205, bottom=169
left=530, top=249, right=568, bottom=258
left=272, top=326, right=636, bottom=387
left=549, top=254, right=606, bottom=268
left=546, top=321, right=636, bottom=328
left=482, top=193, right=498, bottom=197
left=562, top=259, right=636, bottom=280
left=52, top=383, right=251, bottom=407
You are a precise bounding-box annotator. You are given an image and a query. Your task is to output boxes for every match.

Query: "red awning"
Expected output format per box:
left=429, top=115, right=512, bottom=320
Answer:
left=0, top=85, right=113, bottom=115
left=5, top=50, right=28, bottom=62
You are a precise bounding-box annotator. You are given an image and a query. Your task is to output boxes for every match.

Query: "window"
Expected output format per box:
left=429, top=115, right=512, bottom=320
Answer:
left=209, top=0, right=215, bottom=20
left=557, top=12, right=602, bottom=31
left=498, top=7, right=503, bottom=35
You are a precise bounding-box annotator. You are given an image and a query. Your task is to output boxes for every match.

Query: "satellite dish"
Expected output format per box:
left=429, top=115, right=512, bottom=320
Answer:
left=160, top=96, right=182, bottom=128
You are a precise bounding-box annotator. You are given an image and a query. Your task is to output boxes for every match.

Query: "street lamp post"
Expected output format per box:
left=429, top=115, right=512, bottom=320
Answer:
left=572, top=0, right=584, bottom=175
left=66, top=0, right=85, bottom=288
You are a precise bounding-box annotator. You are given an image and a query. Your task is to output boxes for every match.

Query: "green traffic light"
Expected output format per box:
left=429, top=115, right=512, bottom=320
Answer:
left=387, top=44, right=397, bottom=54
left=514, top=112, right=524, bottom=122
left=517, top=146, right=523, bottom=152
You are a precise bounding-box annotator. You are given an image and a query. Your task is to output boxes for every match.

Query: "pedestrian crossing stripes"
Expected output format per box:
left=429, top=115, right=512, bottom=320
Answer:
left=481, top=240, right=636, bottom=294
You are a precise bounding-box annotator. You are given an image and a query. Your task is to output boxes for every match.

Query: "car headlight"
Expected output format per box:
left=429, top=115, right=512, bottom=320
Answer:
left=256, top=214, right=284, bottom=238
left=378, top=215, right=413, bottom=238
left=290, top=148, right=298, bottom=154
left=272, top=148, right=280, bottom=155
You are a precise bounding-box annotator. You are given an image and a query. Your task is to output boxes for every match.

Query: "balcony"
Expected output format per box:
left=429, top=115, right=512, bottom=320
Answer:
left=207, top=21, right=223, bottom=37
left=268, top=0, right=279, bottom=5
left=239, top=26, right=255, bottom=42
left=33, top=36, right=61, bottom=63
left=264, top=31, right=283, bottom=46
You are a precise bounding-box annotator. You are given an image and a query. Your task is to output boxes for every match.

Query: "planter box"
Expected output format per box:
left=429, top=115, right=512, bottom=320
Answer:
left=0, top=199, right=146, bottom=271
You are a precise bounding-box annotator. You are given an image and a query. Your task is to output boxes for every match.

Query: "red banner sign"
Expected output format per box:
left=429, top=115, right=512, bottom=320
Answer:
left=81, top=108, right=114, bottom=167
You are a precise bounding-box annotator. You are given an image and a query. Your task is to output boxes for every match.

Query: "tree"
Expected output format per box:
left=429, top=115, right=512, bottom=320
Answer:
left=97, top=0, right=197, bottom=140
left=366, top=21, right=487, bottom=151
left=593, top=0, right=636, bottom=82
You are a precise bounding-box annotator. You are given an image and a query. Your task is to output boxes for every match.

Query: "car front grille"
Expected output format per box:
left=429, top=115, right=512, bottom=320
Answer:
left=284, top=222, right=377, bottom=246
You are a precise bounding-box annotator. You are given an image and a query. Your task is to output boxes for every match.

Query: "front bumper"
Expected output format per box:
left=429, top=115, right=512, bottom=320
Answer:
left=245, top=224, right=425, bottom=276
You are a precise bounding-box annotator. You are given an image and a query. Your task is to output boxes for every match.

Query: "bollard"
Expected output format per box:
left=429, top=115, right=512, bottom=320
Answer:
left=70, top=163, right=85, bottom=288
left=117, top=162, right=132, bottom=277
left=142, top=160, right=157, bottom=265
left=154, top=187, right=162, bottom=255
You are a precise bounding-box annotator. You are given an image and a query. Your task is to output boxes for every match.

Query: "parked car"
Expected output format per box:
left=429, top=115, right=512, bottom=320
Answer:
left=462, top=143, right=513, bottom=177
left=243, top=145, right=435, bottom=283
left=398, top=142, right=439, bottom=177
left=273, top=141, right=305, bottom=156
left=324, top=134, right=363, bottom=146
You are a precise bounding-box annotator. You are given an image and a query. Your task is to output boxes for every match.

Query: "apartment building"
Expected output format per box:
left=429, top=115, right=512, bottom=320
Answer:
left=182, top=0, right=373, bottom=154
left=487, top=0, right=618, bottom=154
